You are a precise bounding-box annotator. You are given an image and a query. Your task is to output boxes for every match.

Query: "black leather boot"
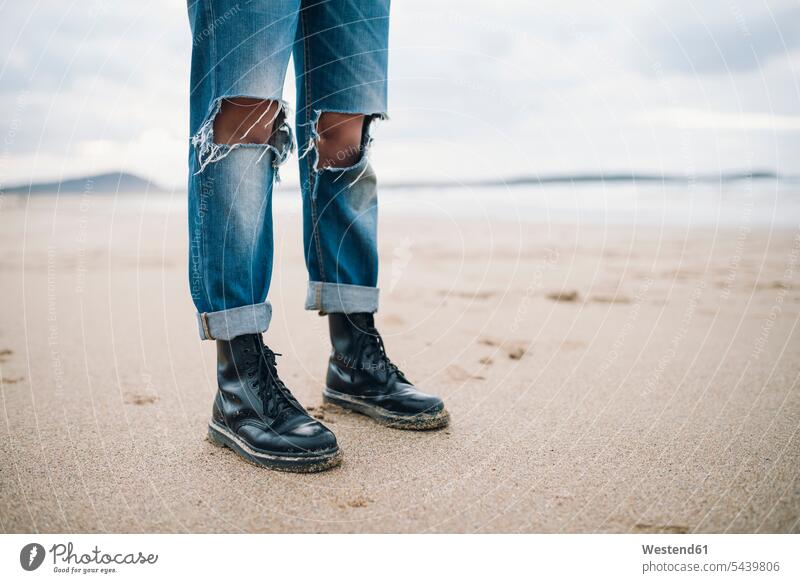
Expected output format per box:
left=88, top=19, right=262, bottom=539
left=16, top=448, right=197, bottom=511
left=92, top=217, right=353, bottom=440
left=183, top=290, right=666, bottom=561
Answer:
left=207, top=334, right=341, bottom=472
left=323, top=313, right=449, bottom=430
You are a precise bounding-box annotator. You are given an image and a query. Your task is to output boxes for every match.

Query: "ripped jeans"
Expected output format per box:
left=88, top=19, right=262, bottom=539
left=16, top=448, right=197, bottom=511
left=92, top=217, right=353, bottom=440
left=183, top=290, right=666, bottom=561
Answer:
left=187, top=0, right=389, bottom=341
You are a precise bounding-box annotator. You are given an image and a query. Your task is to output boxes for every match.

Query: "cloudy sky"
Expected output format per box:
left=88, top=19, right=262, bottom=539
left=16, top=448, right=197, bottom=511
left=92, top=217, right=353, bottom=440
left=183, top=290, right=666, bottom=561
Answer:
left=1, top=0, right=798, bottom=189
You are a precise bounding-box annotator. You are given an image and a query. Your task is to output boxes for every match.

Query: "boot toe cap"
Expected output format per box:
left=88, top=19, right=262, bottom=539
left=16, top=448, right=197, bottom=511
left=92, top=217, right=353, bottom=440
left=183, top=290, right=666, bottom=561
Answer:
left=286, top=419, right=339, bottom=453
left=390, top=386, right=445, bottom=416
left=415, top=393, right=445, bottom=415
left=239, top=419, right=338, bottom=456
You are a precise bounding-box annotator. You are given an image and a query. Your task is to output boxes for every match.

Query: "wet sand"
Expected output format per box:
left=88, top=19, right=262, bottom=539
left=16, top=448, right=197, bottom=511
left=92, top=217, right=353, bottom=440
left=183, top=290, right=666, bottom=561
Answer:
left=1, top=193, right=798, bottom=533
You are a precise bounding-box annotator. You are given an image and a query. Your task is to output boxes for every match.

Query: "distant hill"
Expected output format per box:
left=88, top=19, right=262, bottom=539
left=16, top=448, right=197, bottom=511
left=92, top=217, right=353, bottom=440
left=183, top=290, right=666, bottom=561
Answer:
left=2, top=169, right=788, bottom=195
left=2, top=172, right=166, bottom=195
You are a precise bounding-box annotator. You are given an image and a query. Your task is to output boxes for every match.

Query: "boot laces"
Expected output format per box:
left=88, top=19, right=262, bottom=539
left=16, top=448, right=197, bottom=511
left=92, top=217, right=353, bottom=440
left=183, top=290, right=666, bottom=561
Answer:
left=247, top=342, right=304, bottom=420
left=352, top=316, right=407, bottom=382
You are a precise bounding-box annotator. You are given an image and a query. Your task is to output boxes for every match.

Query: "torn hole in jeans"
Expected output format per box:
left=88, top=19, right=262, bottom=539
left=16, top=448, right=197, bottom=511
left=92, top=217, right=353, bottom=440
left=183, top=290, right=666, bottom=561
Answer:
left=299, top=111, right=387, bottom=186
left=191, top=97, right=295, bottom=179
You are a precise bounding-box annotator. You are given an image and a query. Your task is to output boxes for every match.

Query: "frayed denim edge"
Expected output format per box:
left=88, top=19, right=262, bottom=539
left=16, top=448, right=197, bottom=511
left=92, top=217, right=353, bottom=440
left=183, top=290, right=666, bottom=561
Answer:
left=298, top=110, right=388, bottom=187
left=191, top=96, right=296, bottom=180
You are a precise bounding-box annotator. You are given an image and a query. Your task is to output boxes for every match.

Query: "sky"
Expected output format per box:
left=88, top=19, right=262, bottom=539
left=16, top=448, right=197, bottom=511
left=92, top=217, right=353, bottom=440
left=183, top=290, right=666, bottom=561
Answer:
left=1, top=0, right=798, bottom=190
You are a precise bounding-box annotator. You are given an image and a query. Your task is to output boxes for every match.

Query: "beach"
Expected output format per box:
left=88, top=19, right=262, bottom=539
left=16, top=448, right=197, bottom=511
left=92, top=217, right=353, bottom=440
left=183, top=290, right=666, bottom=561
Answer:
left=0, top=190, right=798, bottom=533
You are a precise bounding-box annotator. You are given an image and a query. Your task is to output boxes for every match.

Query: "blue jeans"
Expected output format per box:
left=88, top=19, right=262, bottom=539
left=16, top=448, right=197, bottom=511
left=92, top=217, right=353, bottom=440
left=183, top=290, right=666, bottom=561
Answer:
left=187, top=0, right=390, bottom=340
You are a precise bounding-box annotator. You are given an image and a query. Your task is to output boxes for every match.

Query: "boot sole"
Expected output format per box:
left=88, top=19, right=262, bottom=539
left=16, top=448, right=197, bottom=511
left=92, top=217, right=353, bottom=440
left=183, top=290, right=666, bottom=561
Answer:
left=207, top=420, right=342, bottom=473
left=322, top=387, right=450, bottom=430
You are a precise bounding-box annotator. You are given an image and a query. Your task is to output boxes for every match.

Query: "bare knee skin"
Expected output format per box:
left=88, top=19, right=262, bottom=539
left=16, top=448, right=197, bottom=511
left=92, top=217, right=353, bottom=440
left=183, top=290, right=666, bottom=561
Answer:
left=316, top=112, right=365, bottom=168
left=213, top=98, right=280, bottom=145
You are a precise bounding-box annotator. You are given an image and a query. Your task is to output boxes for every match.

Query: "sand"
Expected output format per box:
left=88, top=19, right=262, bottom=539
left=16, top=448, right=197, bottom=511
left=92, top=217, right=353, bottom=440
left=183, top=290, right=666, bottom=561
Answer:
left=0, top=192, right=798, bottom=533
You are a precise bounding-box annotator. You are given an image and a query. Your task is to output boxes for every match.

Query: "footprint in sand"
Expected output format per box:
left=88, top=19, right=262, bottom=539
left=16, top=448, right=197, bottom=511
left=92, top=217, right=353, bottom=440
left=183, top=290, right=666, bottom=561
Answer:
left=382, top=314, right=405, bottom=326
left=308, top=406, right=336, bottom=423
left=546, top=290, right=580, bottom=302
left=446, top=365, right=486, bottom=381
left=124, top=393, right=158, bottom=406
left=308, top=407, right=326, bottom=421
left=337, top=495, right=372, bottom=509
left=439, top=289, right=497, bottom=300
left=506, top=345, right=526, bottom=360
left=756, top=281, right=790, bottom=291
left=311, top=402, right=349, bottom=422
left=664, top=269, right=704, bottom=281
left=478, top=337, right=528, bottom=360
left=558, top=340, right=586, bottom=351
left=590, top=294, right=632, bottom=304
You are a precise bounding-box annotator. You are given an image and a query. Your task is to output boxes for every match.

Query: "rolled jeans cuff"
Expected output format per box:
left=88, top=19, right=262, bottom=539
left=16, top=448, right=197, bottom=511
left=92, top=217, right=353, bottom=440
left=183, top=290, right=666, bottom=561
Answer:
left=196, top=301, right=272, bottom=341
left=305, top=282, right=379, bottom=314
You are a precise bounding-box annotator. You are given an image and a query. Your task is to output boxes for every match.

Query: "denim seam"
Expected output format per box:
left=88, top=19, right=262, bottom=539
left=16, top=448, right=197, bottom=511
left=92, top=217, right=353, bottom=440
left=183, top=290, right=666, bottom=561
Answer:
left=200, top=312, right=213, bottom=340
left=197, top=171, right=211, bottom=313
left=310, top=179, right=326, bottom=283
left=190, top=0, right=213, bottom=313
left=207, top=0, right=217, bottom=103
left=300, top=9, right=327, bottom=285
